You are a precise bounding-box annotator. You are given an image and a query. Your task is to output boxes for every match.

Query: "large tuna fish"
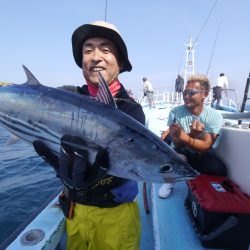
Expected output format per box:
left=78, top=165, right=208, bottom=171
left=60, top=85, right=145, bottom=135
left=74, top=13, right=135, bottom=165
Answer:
left=0, top=66, right=197, bottom=183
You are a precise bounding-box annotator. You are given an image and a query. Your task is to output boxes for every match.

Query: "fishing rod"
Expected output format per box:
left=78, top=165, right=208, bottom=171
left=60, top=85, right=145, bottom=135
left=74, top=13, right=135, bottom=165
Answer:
left=189, top=0, right=218, bottom=52
left=177, top=51, right=183, bottom=75
left=206, top=22, right=222, bottom=76
left=104, top=0, right=108, bottom=21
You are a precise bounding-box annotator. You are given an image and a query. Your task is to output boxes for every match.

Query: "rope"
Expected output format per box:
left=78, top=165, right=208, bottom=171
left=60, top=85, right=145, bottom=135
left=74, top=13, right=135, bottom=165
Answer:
left=206, top=22, right=222, bottom=76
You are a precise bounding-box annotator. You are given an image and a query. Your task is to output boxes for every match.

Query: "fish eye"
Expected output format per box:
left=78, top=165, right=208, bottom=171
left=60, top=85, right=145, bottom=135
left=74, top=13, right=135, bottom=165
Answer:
left=159, top=164, right=173, bottom=173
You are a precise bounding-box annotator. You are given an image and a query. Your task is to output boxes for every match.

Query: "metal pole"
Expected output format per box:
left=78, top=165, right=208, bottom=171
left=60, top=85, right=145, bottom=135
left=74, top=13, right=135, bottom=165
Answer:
left=105, top=0, right=108, bottom=21
left=238, top=72, right=250, bottom=125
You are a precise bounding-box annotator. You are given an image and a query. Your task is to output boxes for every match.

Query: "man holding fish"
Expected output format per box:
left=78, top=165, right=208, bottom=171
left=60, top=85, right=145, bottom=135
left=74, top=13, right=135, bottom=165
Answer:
left=36, top=21, right=145, bottom=250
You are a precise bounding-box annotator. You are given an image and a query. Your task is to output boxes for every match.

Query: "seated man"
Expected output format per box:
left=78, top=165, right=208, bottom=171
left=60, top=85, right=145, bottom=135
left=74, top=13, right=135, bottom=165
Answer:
left=159, top=74, right=227, bottom=198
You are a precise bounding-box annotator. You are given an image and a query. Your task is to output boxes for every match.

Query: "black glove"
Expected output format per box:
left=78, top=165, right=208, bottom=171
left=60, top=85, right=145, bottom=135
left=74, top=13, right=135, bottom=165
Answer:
left=33, top=140, right=60, bottom=173
left=33, top=137, right=109, bottom=190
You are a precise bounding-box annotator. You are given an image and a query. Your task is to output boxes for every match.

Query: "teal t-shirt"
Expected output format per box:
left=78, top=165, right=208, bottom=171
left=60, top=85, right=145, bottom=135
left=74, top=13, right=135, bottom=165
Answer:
left=167, top=105, right=223, bottom=135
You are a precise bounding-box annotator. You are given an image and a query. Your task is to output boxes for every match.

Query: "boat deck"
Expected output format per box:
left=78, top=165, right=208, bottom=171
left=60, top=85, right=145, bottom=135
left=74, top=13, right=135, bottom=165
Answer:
left=139, top=181, right=227, bottom=250
left=141, top=104, right=250, bottom=250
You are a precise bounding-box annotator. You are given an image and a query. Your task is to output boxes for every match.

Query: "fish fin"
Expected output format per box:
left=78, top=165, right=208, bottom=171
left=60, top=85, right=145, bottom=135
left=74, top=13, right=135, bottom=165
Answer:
left=60, top=135, right=102, bottom=165
left=6, top=135, right=19, bottom=145
left=60, top=135, right=109, bottom=184
left=96, top=72, right=117, bottom=108
left=22, top=65, right=42, bottom=86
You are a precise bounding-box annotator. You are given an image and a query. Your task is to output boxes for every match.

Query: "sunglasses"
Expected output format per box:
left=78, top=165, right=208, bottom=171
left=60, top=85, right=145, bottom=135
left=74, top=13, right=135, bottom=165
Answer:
left=183, top=89, right=204, bottom=96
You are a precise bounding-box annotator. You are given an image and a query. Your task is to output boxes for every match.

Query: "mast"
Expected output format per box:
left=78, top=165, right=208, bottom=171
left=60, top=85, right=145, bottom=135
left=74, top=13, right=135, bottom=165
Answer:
left=184, top=36, right=195, bottom=83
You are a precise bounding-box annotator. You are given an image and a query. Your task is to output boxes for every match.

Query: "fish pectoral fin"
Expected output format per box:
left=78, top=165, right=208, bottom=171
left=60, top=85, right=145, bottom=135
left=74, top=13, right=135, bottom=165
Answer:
left=59, top=135, right=109, bottom=187
left=60, top=135, right=102, bottom=165
left=6, top=135, right=20, bottom=145
left=60, top=135, right=109, bottom=183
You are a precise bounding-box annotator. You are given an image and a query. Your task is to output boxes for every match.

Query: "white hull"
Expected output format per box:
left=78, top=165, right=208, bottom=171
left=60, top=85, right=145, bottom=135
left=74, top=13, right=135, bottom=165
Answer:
left=214, top=125, right=250, bottom=195
left=5, top=195, right=65, bottom=250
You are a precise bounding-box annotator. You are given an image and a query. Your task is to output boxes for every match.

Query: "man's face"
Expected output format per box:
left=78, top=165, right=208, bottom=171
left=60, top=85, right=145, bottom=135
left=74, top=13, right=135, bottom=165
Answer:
left=183, top=81, right=207, bottom=108
left=82, top=37, right=122, bottom=85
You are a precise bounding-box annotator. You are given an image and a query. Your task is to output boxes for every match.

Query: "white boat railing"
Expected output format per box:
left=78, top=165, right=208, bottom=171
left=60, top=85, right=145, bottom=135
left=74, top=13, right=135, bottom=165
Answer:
left=137, top=88, right=240, bottom=111
left=220, top=88, right=240, bottom=110
left=137, top=89, right=183, bottom=106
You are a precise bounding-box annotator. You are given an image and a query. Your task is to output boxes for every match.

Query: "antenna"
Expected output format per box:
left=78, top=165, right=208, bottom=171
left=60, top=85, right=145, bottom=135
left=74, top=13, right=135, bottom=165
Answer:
left=105, top=0, right=108, bottom=21
left=184, top=35, right=195, bottom=83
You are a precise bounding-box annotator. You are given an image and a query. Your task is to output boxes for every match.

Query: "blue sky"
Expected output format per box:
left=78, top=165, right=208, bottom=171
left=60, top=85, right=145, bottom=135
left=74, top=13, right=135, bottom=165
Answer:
left=1, top=0, right=249, bottom=100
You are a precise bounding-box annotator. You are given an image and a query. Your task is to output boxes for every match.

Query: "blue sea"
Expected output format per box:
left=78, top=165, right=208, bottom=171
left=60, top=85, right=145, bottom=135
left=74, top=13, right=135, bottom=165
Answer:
left=0, top=126, right=62, bottom=246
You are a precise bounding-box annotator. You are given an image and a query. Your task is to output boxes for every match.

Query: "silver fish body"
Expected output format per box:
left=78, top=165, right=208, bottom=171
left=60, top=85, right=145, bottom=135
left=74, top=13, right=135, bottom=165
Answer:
left=0, top=67, right=197, bottom=183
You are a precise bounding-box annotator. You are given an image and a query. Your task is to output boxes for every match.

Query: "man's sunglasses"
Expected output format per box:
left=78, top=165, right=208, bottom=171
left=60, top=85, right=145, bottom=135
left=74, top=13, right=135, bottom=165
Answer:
left=183, top=89, right=204, bottom=96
